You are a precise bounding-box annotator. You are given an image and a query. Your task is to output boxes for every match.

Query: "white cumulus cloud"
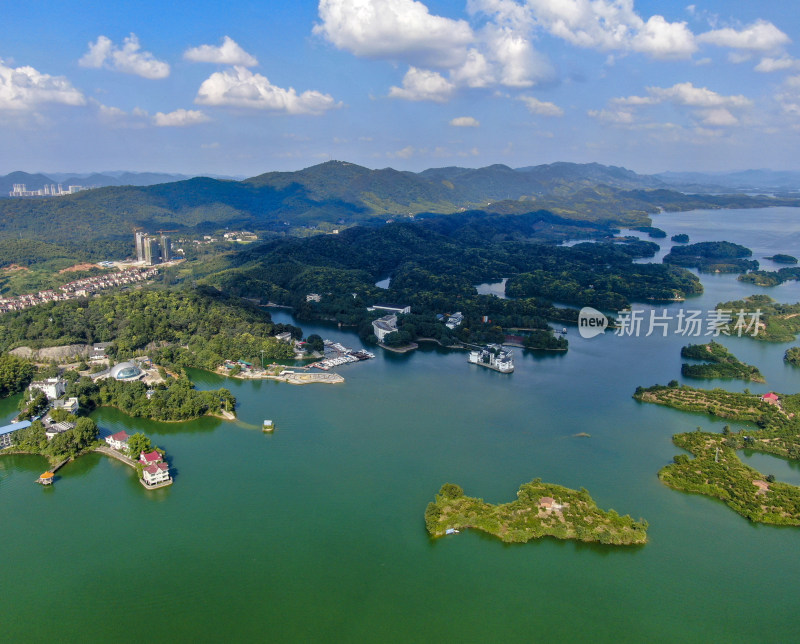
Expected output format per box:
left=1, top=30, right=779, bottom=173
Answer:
left=184, top=36, right=258, bottom=66
left=0, top=59, right=85, bottom=110
left=631, top=15, right=697, bottom=59
left=604, top=81, right=751, bottom=128
left=450, top=116, right=480, bottom=127
left=755, top=56, right=800, bottom=73
left=643, top=82, right=751, bottom=109
left=316, top=0, right=552, bottom=96
left=698, top=20, right=790, bottom=53
left=93, top=101, right=149, bottom=127
left=314, top=0, right=474, bottom=67
left=195, top=66, right=340, bottom=114
left=388, top=67, right=455, bottom=102
left=387, top=145, right=417, bottom=158
left=153, top=109, right=211, bottom=127
left=516, top=0, right=697, bottom=59
left=518, top=95, right=563, bottom=116
left=79, top=34, right=170, bottom=79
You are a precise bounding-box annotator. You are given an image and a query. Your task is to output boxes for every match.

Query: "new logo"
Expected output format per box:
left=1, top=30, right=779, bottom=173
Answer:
left=578, top=307, right=608, bottom=339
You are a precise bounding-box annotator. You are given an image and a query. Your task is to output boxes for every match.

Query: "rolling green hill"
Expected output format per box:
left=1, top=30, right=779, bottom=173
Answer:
left=1, top=160, right=798, bottom=244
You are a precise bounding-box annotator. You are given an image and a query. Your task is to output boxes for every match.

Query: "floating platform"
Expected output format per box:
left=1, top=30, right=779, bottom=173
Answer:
left=263, top=420, right=275, bottom=432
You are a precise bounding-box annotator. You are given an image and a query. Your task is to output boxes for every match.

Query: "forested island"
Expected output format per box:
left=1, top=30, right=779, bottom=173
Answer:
left=660, top=431, right=800, bottom=526
left=671, top=234, right=690, bottom=243
left=634, top=382, right=800, bottom=524
left=738, top=266, right=800, bottom=287
left=786, top=347, right=800, bottom=367
left=635, top=226, right=667, bottom=238
left=425, top=480, right=648, bottom=545
left=663, top=241, right=758, bottom=273
left=680, top=341, right=765, bottom=382
left=766, top=254, right=798, bottom=264
left=716, top=295, right=800, bottom=342
left=70, top=373, right=236, bottom=422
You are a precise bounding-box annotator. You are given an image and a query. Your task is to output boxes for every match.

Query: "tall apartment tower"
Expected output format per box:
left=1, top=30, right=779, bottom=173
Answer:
left=160, top=235, right=172, bottom=262
left=144, top=237, right=161, bottom=265
left=135, top=231, right=147, bottom=262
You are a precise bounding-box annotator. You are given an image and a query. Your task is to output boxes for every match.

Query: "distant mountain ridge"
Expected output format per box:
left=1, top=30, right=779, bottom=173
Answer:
left=0, top=160, right=799, bottom=243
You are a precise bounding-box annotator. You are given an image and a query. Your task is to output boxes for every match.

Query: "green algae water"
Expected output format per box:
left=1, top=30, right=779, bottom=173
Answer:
left=2, top=208, right=800, bottom=642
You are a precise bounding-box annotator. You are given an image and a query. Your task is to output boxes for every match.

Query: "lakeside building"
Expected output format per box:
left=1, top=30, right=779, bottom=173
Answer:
left=762, top=392, right=780, bottom=405
left=372, top=314, right=398, bottom=342
left=52, top=397, right=80, bottom=414
left=105, top=430, right=130, bottom=451
left=468, top=345, right=514, bottom=373
left=0, top=420, right=31, bottom=448
left=93, top=361, right=145, bottom=382
left=29, top=378, right=67, bottom=401
left=142, top=462, right=171, bottom=486
left=139, top=451, right=162, bottom=465
left=45, top=421, right=76, bottom=441
left=306, top=293, right=322, bottom=302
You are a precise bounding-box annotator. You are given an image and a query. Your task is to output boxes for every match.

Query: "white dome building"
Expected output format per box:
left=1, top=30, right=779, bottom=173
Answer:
left=109, top=361, right=143, bottom=381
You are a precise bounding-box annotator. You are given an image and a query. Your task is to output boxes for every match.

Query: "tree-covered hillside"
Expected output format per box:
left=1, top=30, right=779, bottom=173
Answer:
left=1, top=160, right=798, bottom=244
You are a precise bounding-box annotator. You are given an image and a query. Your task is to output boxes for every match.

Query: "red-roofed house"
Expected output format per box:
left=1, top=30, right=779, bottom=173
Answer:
left=762, top=392, right=780, bottom=405
left=539, top=496, right=555, bottom=509
left=139, top=450, right=162, bottom=465
left=142, top=462, right=171, bottom=487
left=105, top=430, right=130, bottom=451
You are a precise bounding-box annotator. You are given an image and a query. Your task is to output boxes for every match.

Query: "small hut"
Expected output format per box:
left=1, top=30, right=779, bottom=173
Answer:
left=38, top=471, right=55, bottom=485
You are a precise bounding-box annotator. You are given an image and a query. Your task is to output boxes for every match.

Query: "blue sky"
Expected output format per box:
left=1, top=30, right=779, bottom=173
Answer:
left=2, top=0, right=800, bottom=176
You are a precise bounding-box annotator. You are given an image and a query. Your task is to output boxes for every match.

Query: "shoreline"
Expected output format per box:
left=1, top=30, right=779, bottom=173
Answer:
left=214, top=366, right=345, bottom=385
left=378, top=342, right=419, bottom=353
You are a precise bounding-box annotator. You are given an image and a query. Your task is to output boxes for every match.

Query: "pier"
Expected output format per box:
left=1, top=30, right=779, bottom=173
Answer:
left=35, top=457, right=71, bottom=485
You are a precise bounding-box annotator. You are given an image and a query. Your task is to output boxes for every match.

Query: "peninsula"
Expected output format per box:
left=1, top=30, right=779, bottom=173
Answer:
left=635, top=383, right=800, bottom=524
left=715, top=295, right=800, bottom=342
left=425, top=479, right=648, bottom=545
left=680, top=341, right=765, bottom=382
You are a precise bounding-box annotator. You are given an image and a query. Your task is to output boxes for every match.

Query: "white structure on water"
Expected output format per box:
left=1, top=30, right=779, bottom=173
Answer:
left=142, top=462, right=171, bottom=486
left=468, top=345, right=514, bottom=373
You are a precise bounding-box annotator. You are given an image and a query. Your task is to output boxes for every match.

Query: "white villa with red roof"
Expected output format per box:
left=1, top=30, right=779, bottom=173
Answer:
left=139, top=450, right=162, bottom=465
left=762, top=392, right=780, bottom=405
left=142, top=462, right=171, bottom=487
left=105, top=430, right=130, bottom=451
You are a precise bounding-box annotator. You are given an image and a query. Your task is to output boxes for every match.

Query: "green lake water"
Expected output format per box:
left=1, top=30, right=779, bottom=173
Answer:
left=2, top=208, right=800, bottom=642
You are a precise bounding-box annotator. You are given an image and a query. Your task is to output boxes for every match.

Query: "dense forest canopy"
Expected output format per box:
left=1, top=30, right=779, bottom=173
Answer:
left=0, top=287, right=300, bottom=360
